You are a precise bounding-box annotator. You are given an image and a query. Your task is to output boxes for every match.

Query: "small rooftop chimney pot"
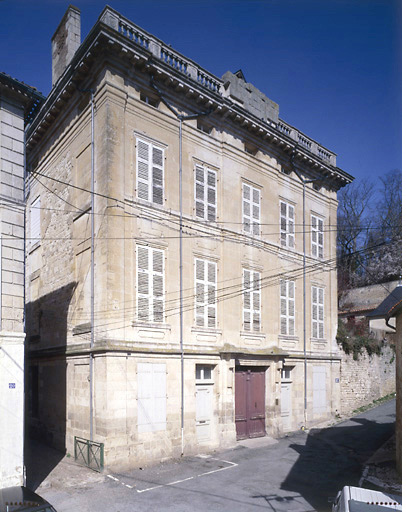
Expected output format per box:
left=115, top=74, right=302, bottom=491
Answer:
left=52, top=5, right=81, bottom=86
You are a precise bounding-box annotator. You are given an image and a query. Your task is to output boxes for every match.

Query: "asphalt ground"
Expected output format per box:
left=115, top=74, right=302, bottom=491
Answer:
left=28, top=399, right=399, bottom=512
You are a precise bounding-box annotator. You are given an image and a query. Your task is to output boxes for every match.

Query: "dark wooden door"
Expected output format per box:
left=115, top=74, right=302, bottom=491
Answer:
left=235, top=368, right=266, bottom=440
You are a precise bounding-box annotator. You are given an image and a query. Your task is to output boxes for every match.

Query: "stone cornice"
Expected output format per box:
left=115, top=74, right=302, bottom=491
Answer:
left=26, top=6, right=353, bottom=188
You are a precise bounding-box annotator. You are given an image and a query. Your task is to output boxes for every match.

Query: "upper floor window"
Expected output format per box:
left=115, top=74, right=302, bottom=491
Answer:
left=311, top=286, right=324, bottom=339
left=280, top=201, right=294, bottom=248
left=195, top=258, right=217, bottom=328
left=311, top=215, right=324, bottom=258
left=30, top=196, right=41, bottom=247
left=242, top=183, right=260, bottom=236
left=136, top=138, right=164, bottom=206
left=195, top=165, right=216, bottom=222
left=280, top=279, right=295, bottom=336
left=243, top=269, right=261, bottom=331
left=136, top=245, right=164, bottom=323
left=140, top=92, right=159, bottom=108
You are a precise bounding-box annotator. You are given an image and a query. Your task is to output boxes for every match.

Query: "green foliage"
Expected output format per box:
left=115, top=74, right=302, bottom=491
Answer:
left=336, top=318, right=382, bottom=360
left=352, top=392, right=396, bottom=415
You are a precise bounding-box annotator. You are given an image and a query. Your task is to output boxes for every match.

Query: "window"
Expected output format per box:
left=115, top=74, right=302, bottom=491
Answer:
left=280, top=280, right=295, bottom=335
left=311, top=286, right=324, bottom=339
left=311, top=215, right=324, bottom=258
left=30, top=196, right=41, bottom=246
left=195, top=165, right=216, bottom=221
left=243, top=269, right=261, bottom=331
left=197, top=120, right=212, bottom=135
left=136, top=138, right=164, bottom=205
left=242, top=183, right=260, bottom=236
left=281, top=366, right=293, bottom=381
left=195, top=259, right=216, bottom=328
left=138, top=363, right=166, bottom=432
left=195, top=365, right=213, bottom=382
left=140, top=92, right=159, bottom=108
left=136, top=245, right=164, bottom=323
left=280, top=201, right=294, bottom=248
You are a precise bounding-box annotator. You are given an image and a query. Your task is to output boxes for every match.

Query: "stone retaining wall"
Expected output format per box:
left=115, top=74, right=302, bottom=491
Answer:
left=340, top=344, right=396, bottom=416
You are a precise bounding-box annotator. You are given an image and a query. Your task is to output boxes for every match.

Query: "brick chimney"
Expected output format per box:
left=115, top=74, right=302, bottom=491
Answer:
left=52, top=5, right=81, bottom=86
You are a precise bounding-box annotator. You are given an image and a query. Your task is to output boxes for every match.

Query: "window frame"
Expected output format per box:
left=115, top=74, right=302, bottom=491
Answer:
left=243, top=268, right=261, bottom=332
left=242, top=182, right=261, bottom=236
left=136, top=245, right=165, bottom=323
left=194, top=164, right=217, bottom=222
left=311, top=286, right=325, bottom=339
left=280, top=279, right=295, bottom=336
left=195, top=258, right=217, bottom=328
left=280, top=200, right=295, bottom=249
left=311, top=214, right=324, bottom=259
left=135, top=137, right=164, bottom=206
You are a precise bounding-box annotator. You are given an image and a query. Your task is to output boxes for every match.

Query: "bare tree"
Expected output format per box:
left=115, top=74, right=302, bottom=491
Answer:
left=337, top=179, right=375, bottom=289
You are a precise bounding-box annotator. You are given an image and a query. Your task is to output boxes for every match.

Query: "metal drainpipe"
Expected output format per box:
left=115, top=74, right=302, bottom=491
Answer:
left=90, top=90, right=95, bottom=441
left=149, top=74, right=211, bottom=455
left=179, top=117, right=185, bottom=453
left=290, top=148, right=324, bottom=427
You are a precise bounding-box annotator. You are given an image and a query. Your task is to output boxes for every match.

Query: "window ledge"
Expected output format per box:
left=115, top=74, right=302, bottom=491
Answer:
left=132, top=321, right=171, bottom=331
left=240, top=331, right=266, bottom=339
left=278, top=335, right=299, bottom=341
left=191, top=326, right=222, bottom=335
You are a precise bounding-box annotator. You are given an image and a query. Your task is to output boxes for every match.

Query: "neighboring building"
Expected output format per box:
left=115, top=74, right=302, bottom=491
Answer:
left=339, top=280, right=400, bottom=340
left=0, top=72, right=43, bottom=486
left=371, top=285, right=401, bottom=475
left=25, top=6, right=352, bottom=469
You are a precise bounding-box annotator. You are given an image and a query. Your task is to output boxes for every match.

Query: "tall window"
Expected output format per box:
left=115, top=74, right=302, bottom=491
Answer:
left=242, top=183, right=260, bottom=236
left=243, top=269, right=261, bottom=331
left=30, top=196, right=41, bottom=246
left=280, top=201, right=294, bottom=248
left=136, top=138, right=164, bottom=205
left=311, top=215, right=324, bottom=258
left=311, top=286, right=324, bottom=339
left=136, top=245, right=164, bottom=323
left=280, top=280, right=295, bottom=335
left=195, top=259, right=216, bottom=328
left=195, top=165, right=216, bottom=221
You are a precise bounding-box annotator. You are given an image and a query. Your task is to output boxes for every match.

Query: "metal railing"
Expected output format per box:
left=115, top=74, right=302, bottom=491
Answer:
left=74, top=436, right=104, bottom=472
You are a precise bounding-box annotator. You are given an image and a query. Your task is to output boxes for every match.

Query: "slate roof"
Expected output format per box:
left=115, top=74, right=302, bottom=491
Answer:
left=366, top=285, right=402, bottom=319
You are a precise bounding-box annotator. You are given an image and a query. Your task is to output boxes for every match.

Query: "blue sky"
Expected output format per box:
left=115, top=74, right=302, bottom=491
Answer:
left=1, top=0, right=401, bottom=184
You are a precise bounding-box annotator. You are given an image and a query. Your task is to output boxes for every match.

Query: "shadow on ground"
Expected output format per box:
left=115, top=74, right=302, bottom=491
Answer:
left=269, top=412, right=396, bottom=511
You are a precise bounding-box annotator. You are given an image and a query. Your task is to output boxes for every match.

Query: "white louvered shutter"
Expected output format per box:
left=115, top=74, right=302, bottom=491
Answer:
left=152, top=146, right=164, bottom=205
left=195, top=259, right=217, bottom=328
left=207, top=170, right=217, bottom=222
left=137, top=140, right=150, bottom=201
left=137, top=246, right=164, bottom=322
left=280, top=280, right=287, bottom=335
left=318, top=287, right=324, bottom=338
left=30, top=196, right=41, bottom=246
left=243, top=269, right=261, bottom=331
left=195, top=166, right=205, bottom=219
left=137, top=246, right=150, bottom=321
left=311, top=286, right=324, bottom=339
left=243, top=184, right=260, bottom=235
left=136, top=139, right=164, bottom=205
left=288, top=280, right=295, bottom=335
left=281, top=201, right=294, bottom=248
left=311, top=215, right=324, bottom=259
left=281, top=280, right=295, bottom=335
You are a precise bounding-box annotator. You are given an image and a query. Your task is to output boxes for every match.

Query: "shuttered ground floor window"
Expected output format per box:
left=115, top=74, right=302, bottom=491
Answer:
left=137, top=363, right=166, bottom=433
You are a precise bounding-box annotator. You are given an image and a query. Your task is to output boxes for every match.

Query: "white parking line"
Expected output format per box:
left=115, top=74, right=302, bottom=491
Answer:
left=108, top=458, right=238, bottom=494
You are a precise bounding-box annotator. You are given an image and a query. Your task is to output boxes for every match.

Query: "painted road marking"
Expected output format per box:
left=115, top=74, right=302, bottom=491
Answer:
left=108, top=458, right=238, bottom=494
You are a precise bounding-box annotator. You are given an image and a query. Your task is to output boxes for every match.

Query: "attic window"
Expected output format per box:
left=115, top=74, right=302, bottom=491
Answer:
left=140, top=92, right=159, bottom=108
left=313, top=182, right=322, bottom=191
left=197, top=120, right=212, bottom=135
left=280, top=167, right=291, bottom=176
left=244, top=143, right=257, bottom=156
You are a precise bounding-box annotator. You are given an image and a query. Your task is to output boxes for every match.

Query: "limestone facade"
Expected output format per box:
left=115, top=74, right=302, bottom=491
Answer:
left=0, top=73, right=43, bottom=486
left=25, top=7, right=352, bottom=468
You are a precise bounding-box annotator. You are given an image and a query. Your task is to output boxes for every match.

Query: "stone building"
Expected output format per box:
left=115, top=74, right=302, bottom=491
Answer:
left=25, top=6, right=353, bottom=469
left=0, top=72, right=43, bottom=486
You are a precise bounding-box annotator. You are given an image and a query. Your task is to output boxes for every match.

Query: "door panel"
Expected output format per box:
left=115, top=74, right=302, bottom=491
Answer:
left=235, top=368, right=266, bottom=440
left=196, top=386, right=212, bottom=442
left=281, top=382, right=291, bottom=431
left=235, top=370, right=248, bottom=440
